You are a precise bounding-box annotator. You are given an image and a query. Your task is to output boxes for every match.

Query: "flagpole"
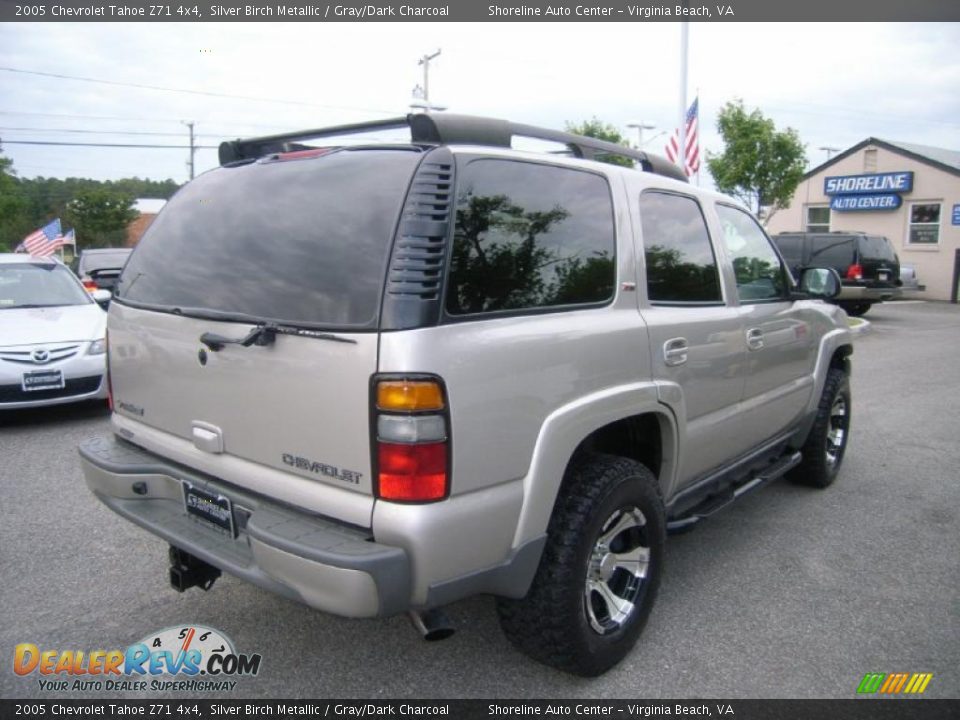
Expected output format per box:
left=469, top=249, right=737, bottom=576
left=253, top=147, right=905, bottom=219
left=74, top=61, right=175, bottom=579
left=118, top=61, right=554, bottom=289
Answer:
left=678, top=21, right=688, bottom=177
left=695, top=86, right=700, bottom=187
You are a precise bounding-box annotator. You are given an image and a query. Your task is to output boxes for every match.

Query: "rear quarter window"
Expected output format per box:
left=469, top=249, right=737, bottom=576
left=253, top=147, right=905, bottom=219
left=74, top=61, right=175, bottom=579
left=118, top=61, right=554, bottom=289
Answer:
left=445, top=159, right=616, bottom=316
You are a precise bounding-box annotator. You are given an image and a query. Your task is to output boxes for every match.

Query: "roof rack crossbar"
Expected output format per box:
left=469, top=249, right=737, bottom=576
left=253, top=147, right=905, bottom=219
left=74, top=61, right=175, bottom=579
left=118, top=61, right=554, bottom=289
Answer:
left=218, top=113, right=688, bottom=182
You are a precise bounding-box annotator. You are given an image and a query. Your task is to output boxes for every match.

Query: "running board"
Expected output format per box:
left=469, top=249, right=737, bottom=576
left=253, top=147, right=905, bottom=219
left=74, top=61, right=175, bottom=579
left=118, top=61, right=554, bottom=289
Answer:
left=666, top=451, right=802, bottom=532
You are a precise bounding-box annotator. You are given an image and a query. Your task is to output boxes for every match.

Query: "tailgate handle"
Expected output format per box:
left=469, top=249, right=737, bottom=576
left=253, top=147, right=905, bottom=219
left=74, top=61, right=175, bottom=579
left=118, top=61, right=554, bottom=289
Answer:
left=200, top=324, right=277, bottom=351
left=192, top=422, right=224, bottom=454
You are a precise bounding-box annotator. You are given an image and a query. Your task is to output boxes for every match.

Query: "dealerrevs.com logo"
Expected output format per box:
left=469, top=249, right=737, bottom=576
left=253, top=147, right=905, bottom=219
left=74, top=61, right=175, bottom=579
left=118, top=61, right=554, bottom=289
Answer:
left=13, top=625, right=262, bottom=692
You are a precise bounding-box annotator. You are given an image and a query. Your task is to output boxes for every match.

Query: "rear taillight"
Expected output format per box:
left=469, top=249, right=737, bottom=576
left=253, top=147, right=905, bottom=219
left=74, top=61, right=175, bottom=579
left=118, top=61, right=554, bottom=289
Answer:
left=377, top=442, right=447, bottom=501
left=82, top=278, right=97, bottom=291
left=846, top=264, right=863, bottom=280
left=373, top=377, right=449, bottom=503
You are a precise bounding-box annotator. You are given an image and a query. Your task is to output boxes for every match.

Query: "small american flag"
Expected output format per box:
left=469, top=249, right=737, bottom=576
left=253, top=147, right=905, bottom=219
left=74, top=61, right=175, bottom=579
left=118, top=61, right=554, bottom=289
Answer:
left=15, top=219, right=64, bottom=257
left=665, top=97, right=700, bottom=177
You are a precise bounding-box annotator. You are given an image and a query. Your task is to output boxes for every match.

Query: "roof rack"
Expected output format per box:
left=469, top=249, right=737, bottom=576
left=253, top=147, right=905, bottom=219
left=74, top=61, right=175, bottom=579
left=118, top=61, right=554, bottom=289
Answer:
left=218, top=113, right=688, bottom=183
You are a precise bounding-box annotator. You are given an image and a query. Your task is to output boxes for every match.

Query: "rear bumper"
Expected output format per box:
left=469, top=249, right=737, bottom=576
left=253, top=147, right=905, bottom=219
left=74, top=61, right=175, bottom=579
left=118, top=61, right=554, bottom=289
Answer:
left=78, top=435, right=411, bottom=618
left=838, top=285, right=902, bottom=303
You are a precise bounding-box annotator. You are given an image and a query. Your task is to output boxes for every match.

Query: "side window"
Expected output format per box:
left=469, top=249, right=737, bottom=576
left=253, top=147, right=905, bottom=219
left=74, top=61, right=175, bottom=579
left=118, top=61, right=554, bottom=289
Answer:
left=445, top=160, right=615, bottom=316
left=715, top=204, right=787, bottom=302
left=638, top=192, right=722, bottom=304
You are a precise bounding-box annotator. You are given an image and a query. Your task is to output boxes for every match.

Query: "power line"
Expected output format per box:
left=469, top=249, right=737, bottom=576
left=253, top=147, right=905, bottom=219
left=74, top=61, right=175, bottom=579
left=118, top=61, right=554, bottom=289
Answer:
left=1, top=126, right=198, bottom=138
left=2, top=140, right=218, bottom=149
left=0, top=110, right=296, bottom=133
left=0, top=110, right=186, bottom=124
left=1, top=66, right=399, bottom=116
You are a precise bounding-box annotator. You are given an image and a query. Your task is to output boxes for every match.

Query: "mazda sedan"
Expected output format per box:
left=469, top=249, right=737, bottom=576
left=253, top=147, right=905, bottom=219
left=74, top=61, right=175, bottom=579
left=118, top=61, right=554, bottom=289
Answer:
left=0, top=254, right=110, bottom=409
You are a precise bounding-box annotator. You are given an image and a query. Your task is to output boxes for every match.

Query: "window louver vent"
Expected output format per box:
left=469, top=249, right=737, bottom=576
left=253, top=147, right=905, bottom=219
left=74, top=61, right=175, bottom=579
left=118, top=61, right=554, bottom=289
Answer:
left=387, top=161, right=453, bottom=300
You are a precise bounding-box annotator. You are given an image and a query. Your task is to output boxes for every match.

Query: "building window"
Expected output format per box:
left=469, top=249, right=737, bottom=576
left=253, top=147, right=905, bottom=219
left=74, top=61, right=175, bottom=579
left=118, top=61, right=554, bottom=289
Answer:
left=907, top=203, right=941, bottom=245
left=864, top=148, right=878, bottom=173
left=806, top=206, right=830, bottom=232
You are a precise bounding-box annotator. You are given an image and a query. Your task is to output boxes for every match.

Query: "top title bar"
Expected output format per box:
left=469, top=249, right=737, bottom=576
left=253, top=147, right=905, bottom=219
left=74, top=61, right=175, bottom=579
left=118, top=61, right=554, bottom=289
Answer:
left=1, top=0, right=958, bottom=22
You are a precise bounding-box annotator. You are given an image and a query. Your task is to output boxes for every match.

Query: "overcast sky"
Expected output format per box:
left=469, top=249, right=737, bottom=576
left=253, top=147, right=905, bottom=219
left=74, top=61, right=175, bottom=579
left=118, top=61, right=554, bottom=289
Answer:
left=1, top=22, right=958, bottom=188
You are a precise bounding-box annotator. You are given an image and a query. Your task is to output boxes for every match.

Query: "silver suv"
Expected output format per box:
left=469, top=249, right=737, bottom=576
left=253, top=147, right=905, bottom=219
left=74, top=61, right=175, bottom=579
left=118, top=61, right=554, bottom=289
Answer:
left=80, top=114, right=853, bottom=676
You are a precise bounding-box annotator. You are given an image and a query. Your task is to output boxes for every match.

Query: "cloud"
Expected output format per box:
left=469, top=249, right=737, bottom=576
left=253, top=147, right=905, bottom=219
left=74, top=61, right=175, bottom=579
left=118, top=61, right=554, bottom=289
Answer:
left=1, top=22, right=957, bottom=183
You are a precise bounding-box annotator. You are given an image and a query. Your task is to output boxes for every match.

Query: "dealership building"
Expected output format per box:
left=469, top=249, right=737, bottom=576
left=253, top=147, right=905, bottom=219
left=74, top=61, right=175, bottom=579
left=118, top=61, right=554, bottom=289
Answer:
left=766, top=138, right=960, bottom=302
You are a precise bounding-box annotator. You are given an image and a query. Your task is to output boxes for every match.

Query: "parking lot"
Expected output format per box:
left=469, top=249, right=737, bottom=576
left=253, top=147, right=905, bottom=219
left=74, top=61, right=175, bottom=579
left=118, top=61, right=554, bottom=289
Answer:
left=2, top=301, right=958, bottom=699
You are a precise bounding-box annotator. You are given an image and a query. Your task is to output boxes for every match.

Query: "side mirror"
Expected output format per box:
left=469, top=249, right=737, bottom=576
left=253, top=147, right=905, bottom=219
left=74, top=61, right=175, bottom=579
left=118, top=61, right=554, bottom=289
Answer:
left=798, top=267, right=841, bottom=300
left=92, top=289, right=112, bottom=305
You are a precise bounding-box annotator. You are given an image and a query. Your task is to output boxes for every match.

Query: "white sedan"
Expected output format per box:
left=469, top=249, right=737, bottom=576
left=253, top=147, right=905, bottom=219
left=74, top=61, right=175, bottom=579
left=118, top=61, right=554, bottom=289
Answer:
left=0, top=254, right=110, bottom=409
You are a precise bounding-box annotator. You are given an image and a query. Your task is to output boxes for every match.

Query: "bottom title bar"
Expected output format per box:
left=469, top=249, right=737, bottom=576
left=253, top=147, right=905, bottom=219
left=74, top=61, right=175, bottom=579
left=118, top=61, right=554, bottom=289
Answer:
left=1, top=700, right=959, bottom=720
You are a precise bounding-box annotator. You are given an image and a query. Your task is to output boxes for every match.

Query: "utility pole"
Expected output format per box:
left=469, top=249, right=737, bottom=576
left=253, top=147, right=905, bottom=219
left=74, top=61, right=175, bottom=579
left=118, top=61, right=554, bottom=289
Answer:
left=183, top=121, right=196, bottom=179
left=627, top=122, right=656, bottom=149
left=819, top=145, right=839, bottom=161
left=416, top=49, right=442, bottom=113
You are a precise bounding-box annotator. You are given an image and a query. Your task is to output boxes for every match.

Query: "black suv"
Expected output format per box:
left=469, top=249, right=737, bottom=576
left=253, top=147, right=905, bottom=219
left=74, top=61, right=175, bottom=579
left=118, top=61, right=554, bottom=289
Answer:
left=773, top=232, right=901, bottom=316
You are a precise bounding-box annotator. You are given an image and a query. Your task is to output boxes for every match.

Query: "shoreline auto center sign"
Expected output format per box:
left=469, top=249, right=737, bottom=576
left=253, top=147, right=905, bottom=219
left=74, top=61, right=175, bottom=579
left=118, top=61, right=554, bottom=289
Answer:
left=824, top=171, right=914, bottom=211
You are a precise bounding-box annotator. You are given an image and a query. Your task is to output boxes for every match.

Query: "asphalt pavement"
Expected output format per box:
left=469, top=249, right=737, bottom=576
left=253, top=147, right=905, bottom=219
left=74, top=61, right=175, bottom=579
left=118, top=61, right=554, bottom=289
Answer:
left=1, top=301, right=958, bottom=699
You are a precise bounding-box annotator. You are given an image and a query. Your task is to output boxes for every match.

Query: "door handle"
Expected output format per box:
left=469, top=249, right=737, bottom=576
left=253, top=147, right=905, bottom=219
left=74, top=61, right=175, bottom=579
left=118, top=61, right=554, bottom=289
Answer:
left=746, top=328, right=764, bottom=351
left=663, top=338, right=689, bottom=366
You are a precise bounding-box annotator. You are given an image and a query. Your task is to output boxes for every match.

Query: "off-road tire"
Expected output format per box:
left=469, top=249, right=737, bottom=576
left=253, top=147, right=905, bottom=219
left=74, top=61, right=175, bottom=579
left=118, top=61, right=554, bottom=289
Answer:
left=496, top=453, right=665, bottom=677
left=789, top=367, right=851, bottom=488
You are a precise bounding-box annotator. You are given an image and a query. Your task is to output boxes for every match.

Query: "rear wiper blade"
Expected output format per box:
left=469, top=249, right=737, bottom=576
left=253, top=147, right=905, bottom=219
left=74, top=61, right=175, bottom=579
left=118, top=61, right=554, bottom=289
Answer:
left=200, top=322, right=356, bottom=351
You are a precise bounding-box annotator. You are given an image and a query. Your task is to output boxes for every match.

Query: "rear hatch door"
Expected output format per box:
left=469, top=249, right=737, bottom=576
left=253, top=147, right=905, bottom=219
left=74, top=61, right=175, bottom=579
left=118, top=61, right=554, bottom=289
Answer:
left=857, top=235, right=900, bottom=287
left=110, top=147, right=423, bottom=504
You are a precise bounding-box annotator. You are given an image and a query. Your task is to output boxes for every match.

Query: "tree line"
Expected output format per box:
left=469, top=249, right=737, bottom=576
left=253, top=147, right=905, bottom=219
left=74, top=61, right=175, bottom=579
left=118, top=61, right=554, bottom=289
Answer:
left=0, top=146, right=180, bottom=252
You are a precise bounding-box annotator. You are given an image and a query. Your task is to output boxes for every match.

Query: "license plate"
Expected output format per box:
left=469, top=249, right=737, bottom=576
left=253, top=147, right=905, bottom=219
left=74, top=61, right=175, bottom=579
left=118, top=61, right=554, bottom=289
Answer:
left=182, top=482, right=235, bottom=537
left=879, top=272, right=889, bottom=281
left=22, top=369, right=64, bottom=392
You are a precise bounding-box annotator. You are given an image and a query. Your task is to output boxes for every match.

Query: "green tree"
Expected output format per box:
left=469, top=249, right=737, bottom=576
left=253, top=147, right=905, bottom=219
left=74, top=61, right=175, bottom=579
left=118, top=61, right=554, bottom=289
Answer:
left=0, top=147, right=31, bottom=252
left=706, top=100, right=807, bottom=223
left=565, top=117, right=634, bottom=167
left=65, top=189, right=139, bottom=248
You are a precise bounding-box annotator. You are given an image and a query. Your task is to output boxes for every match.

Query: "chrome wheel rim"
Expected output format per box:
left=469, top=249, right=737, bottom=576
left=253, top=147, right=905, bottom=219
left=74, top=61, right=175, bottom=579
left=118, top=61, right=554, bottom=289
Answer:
left=826, top=395, right=847, bottom=468
left=584, top=506, right=650, bottom=635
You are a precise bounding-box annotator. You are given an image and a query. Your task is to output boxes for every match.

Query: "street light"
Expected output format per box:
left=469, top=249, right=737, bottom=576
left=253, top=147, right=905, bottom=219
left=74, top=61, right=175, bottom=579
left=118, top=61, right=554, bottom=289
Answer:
left=819, top=145, right=840, bottom=160
left=627, top=122, right=656, bottom=148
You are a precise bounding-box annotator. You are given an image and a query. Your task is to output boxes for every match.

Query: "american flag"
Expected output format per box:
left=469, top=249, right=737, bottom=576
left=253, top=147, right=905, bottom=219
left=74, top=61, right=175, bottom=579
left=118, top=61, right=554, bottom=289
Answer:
left=665, top=97, right=700, bottom=177
left=15, top=219, right=64, bottom=257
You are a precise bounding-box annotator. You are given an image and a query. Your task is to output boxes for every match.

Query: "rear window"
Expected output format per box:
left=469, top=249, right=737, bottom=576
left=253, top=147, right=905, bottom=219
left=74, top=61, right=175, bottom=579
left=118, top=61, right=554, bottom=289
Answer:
left=80, top=250, right=131, bottom=275
left=117, top=149, right=421, bottom=329
left=773, top=235, right=804, bottom=263
left=858, top=236, right=897, bottom=262
left=808, top=237, right=855, bottom=269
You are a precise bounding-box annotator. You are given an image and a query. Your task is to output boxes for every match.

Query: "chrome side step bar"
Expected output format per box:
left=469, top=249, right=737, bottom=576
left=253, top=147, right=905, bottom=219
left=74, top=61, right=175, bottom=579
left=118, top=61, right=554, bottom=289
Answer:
left=666, top=452, right=802, bottom=533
